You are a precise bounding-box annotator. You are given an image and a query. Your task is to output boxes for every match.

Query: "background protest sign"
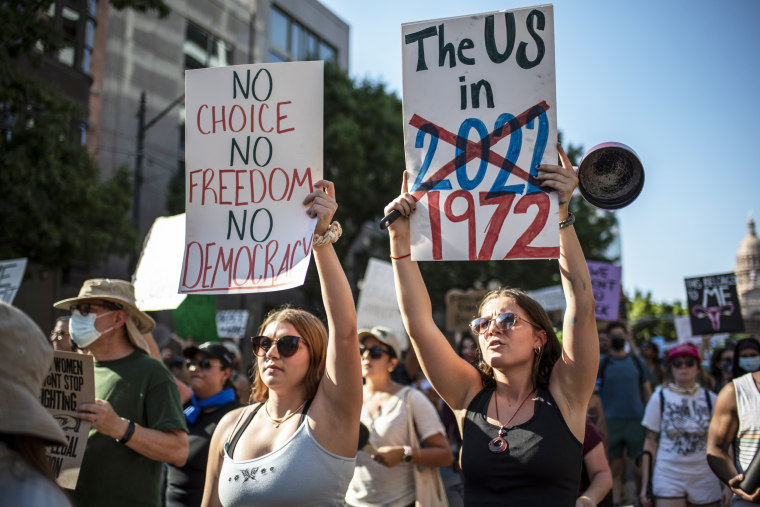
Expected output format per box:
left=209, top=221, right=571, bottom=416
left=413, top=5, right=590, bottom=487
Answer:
left=0, top=257, right=27, bottom=304
left=134, top=214, right=187, bottom=311
left=356, top=258, right=409, bottom=350
left=40, top=351, right=94, bottom=489
left=587, top=260, right=622, bottom=321
left=181, top=62, right=323, bottom=294
left=527, top=285, right=565, bottom=312
left=446, top=288, right=488, bottom=332
left=217, top=309, right=250, bottom=338
left=173, top=295, right=219, bottom=342
left=401, top=6, right=558, bottom=261
left=674, top=315, right=728, bottom=348
left=684, top=272, right=744, bottom=335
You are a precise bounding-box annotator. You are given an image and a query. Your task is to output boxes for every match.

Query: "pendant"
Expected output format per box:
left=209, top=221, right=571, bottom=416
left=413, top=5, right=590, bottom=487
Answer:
left=273, top=422, right=280, bottom=428
left=488, top=436, right=507, bottom=453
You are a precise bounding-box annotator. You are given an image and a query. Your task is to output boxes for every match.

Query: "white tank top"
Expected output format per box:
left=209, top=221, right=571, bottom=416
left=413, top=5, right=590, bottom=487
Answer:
left=733, top=372, right=760, bottom=474
left=217, top=404, right=356, bottom=506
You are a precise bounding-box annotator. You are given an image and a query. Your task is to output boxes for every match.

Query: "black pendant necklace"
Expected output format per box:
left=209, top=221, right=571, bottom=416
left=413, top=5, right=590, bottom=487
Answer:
left=488, top=389, right=536, bottom=454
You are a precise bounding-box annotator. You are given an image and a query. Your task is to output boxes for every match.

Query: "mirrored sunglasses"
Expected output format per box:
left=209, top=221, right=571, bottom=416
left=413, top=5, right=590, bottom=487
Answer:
left=359, top=345, right=390, bottom=359
left=251, top=335, right=304, bottom=358
left=470, top=312, right=539, bottom=335
left=671, top=357, right=696, bottom=368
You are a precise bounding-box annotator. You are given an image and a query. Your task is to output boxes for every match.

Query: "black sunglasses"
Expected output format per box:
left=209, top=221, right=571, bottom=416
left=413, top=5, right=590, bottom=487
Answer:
left=470, top=312, right=540, bottom=335
left=360, top=345, right=390, bottom=359
left=671, top=357, right=697, bottom=368
left=72, top=301, right=120, bottom=316
left=185, top=358, right=224, bottom=371
left=251, top=335, right=305, bottom=358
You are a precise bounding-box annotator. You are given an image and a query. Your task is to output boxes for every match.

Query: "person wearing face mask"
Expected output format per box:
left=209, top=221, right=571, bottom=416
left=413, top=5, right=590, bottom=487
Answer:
left=733, top=338, right=760, bottom=378
left=708, top=346, right=735, bottom=394
left=53, top=279, right=189, bottom=507
left=597, top=321, right=652, bottom=505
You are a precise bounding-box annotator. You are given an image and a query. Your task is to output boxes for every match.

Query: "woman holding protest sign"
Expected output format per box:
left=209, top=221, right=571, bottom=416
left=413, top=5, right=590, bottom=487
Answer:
left=201, top=180, right=362, bottom=507
left=384, top=143, right=598, bottom=505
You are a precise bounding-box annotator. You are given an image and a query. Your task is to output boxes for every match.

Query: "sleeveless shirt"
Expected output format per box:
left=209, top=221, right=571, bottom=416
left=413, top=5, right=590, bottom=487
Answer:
left=217, top=403, right=356, bottom=506
left=461, top=387, right=582, bottom=506
left=733, top=373, right=760, bottom=474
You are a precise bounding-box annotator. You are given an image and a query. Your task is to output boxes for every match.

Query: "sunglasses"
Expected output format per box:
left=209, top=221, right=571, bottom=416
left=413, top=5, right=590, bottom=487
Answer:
left=186, top=358, right=225, bottom=371
left=50, top=331, right=71, bottom=342
left=470, top=312, right=539, bottom=335
left=72, top=301, right=120, bottom=316
left=671, top=357, right=697, bottom=368
left=251, top=335, right=305, bottom=358
left=360, top=345, right=390, bottom=359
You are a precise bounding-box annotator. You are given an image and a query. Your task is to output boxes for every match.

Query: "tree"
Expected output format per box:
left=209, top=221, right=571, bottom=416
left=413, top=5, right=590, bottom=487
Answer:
left=627, top=289, right=688, bottom=342
left=0, top=0, right=169, bottom=272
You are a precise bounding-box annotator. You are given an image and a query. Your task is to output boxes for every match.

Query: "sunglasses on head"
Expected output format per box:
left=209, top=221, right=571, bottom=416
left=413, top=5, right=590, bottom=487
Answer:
left=470, top=312, right=539, bottom=335
left=359, top=345, right=390, bottom=359
left=251, top=335, right=304, bottom=358
left=72, top=301, right=120, bottom=316
left=671, top=357, right=697, bottom=368
left=186, top=358, right=224, bottom=371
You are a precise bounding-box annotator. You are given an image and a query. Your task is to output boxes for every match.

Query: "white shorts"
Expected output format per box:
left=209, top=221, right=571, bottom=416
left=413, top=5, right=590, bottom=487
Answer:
left=653, top=459, right=721, bottom=505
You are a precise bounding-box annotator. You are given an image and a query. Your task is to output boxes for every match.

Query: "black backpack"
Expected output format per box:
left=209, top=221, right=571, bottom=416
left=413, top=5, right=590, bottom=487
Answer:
left=597, top=353, right=646, bottom=399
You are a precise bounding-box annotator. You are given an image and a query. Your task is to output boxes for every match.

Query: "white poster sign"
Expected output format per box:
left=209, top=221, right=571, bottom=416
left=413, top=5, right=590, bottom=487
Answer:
left=216, top=310, right=250, bottom=338
left=527, top=285, right=566, bottom=312
left=134, top=214, right=187, bottom=311
left=674, top=315, right=727, bottom=349
left=180, top=62, right=323, bottom=294
left=356, top=258, right=409, bottom=350
left=0, top=257, right=27, bottom=304
left=402, top=6, right=558, bottom=261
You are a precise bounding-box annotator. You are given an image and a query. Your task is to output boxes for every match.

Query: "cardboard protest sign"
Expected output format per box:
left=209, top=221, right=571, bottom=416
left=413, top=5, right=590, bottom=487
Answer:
left=446, top=288, right=489, bottom=332
left=587, top=261, right=622, bottom=321
left=356, top=258, right=409, bottom=349
left=180, top=62, right=323, bottom=294
left=134, top=214, right=187, bottom=311
left=684, top=273, right=744, bottom=335
left=216, top=309, right=250, bottom=338
left=0, top=257, right=27, bottom=304
left=40, top=351, right=94, bottom=489
left=402, top=6, right=558, bottom=261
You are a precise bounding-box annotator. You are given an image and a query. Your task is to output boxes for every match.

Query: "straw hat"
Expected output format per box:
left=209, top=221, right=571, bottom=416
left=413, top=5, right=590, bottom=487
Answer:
left=54, top=279, right=154, bottom=354
left=0, top=302, right=66, bottom=444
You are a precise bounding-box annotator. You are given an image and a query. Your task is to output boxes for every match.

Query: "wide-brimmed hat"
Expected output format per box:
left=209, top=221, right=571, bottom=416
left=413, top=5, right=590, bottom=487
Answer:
left=54, top=278, right=154, bottom=354
left=667, top=343, right=700, bottom=363
left=358, top=326, right=401, bottom=358
left=0, top=302, right=66, bottom=445
left=183, top=342, right=234, bottom=367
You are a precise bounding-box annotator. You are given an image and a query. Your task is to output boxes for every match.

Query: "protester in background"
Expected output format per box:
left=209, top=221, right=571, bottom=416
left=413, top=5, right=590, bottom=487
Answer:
left=202, top=180, right=362, bottom=507
left=733, top=338, right=760, bottom=378
left=639, top=340, right=663, bottom=388
left=457, top=334, right=478, bottom=366
left=639, top=343, right=722, bottom=507
left=220, top=340, right=251, bottom=404
left=385, top=145, right=599, bottom=504
left=50, top=316, right=79, bottom=353
left=707, top=365, right=760, bottom=506
left=598, top=321, right=652, bottom=505
left=577, top=418, right=613, bottom=507
left=53, top=279, right=188, bottom=507
left=599, top=331, right=611, bottom=356
left=165, top=342, right=241, bottom=506
left=0, top=302, right=71, bottom=506
left=346, top=327, right=452, bottom=506
left=708, top=345, right=735, bottom=394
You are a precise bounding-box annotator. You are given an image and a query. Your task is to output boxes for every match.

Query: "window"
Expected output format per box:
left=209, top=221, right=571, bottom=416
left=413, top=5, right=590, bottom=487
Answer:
left=183, top=22, right=233, bottom=70
left=268, top=6, right=337, bottom=64
left=45, top=1, right=97, bottom=73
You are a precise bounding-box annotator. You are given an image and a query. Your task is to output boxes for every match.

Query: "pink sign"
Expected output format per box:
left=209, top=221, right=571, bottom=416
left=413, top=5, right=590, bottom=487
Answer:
left=587, top=260, right=621, bottom=321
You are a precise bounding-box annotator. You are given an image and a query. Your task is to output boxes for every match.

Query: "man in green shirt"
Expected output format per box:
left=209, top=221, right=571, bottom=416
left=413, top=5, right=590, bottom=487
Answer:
left=54, top=279, right=188, bottom=507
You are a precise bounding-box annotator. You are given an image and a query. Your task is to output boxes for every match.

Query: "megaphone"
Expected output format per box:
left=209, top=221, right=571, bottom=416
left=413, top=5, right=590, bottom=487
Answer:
left=577, top=142, right=644, bottom=210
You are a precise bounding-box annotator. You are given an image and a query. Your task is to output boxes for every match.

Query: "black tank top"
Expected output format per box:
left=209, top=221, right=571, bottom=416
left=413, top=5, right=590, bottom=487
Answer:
left=461, top=387, right=582, bottom=506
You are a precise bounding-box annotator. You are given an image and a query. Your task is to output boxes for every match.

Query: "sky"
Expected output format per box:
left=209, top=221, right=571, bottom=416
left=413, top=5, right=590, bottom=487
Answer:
left=320, top=0, right=760, bottom=304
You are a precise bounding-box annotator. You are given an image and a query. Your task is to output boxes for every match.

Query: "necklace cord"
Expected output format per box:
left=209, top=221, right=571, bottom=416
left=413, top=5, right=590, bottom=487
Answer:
left=264, top=399, right=308, bottom=425
left=495, top=389, right=536, bottom=433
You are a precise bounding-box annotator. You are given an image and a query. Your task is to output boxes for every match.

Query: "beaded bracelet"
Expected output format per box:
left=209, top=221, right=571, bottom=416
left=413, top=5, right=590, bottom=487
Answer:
left=313, top=221, right=342, bottom=247
left=559, top=212, right=575, bottom=229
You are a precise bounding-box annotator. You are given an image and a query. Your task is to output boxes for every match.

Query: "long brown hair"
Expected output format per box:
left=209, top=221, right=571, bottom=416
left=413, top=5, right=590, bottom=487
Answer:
left=250, top=306, right=327, bottom=403
left=473, top=288, right=561, bottom=390
left=0, top=433, right=72, bottom=505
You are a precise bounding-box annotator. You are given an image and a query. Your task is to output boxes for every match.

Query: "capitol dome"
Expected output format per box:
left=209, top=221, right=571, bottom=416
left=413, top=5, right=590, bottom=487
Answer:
left=736, top=215, right=760, bottom=336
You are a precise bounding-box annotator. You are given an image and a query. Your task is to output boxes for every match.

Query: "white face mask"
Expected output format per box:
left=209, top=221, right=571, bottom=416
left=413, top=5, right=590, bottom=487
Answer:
left=738, top=356, right=760, bottom=373
left=69, top=310, right=114, bottom=348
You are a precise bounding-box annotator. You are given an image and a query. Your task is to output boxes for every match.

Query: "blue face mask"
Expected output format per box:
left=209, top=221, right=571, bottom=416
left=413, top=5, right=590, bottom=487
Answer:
left=738, top=356, right=760, bottom=373
left=69, top=310, right=114, bottom=348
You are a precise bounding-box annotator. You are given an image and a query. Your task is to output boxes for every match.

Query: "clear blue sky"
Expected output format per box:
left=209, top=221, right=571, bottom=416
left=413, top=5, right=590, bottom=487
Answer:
left=320, top=0, right=760, bottom=304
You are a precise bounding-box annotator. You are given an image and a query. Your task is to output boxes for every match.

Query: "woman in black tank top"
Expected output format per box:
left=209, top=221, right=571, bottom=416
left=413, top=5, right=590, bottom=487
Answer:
left=384, top=144, right=600, bottom=505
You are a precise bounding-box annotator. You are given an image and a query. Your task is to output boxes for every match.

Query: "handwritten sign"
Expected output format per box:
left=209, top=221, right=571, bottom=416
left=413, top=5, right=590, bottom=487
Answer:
left=402, top=6, right=558, bottom=261
left=216, top=309, right=250, bottom=338
left=356, top=258, right=409, bottom=350
left=674, top=315, right=729, bottom=348
left=527, top=285, right=566, bottom=312
left=0, top=257, right=27, bottom=304
left=180, top=62, right=323, bottom=294
left=445, top=288, right=489, bottom=332
left=40, top=351, right=94, bottom=488
left=134, top=214, right=187, bottom=311
left=684, top=273, right=744, bottom=335
left=588, top=260, right=622, bottom=321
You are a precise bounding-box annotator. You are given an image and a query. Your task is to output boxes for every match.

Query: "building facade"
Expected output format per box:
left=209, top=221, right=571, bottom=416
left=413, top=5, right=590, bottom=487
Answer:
left=736, top=215, right=760, bottom=336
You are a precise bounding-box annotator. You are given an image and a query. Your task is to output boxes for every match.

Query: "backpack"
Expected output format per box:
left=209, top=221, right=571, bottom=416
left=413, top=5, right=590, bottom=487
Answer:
left=597, top=353, right=646, bottom=399
left=659, top=387, right=712, bottom=414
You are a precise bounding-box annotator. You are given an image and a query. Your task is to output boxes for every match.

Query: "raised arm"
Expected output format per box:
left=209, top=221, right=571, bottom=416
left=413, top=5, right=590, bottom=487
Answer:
left=304, top=180, right=362, bottom=455
left=386, top=173, right=482, bottom=411
left=540, top=144, right=598, bottom=416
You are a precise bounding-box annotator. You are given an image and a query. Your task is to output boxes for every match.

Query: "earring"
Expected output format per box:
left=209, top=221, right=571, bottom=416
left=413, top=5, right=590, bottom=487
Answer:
left=534, top=346, right=542, bottom=355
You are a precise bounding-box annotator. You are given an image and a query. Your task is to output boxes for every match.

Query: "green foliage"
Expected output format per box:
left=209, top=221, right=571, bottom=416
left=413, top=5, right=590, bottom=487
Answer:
left=627, top=289, right=687, bottom=342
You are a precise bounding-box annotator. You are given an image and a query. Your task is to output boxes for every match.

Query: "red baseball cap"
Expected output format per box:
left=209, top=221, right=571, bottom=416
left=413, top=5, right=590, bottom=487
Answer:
left=667, top=343, right=700, bottom=363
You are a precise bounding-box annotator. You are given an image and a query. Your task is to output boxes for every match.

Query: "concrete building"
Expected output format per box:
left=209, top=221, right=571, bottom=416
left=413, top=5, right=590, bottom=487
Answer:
left=736, top=215, right=760, bottom=336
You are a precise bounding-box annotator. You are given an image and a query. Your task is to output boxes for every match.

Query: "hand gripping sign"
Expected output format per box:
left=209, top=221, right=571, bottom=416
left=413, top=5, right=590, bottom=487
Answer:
left=400, top=6, right=559, bottom=261
left=180, top=62, right=323, bottom=294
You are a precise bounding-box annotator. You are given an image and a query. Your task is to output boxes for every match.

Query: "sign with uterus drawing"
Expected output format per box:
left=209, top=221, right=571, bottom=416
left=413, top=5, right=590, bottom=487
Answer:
left=684, top=273, right=744, bottom=335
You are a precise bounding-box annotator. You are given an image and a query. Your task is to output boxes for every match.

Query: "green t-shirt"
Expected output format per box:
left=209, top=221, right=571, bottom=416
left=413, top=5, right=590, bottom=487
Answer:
left=73, top=350, right=188, bottom=507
